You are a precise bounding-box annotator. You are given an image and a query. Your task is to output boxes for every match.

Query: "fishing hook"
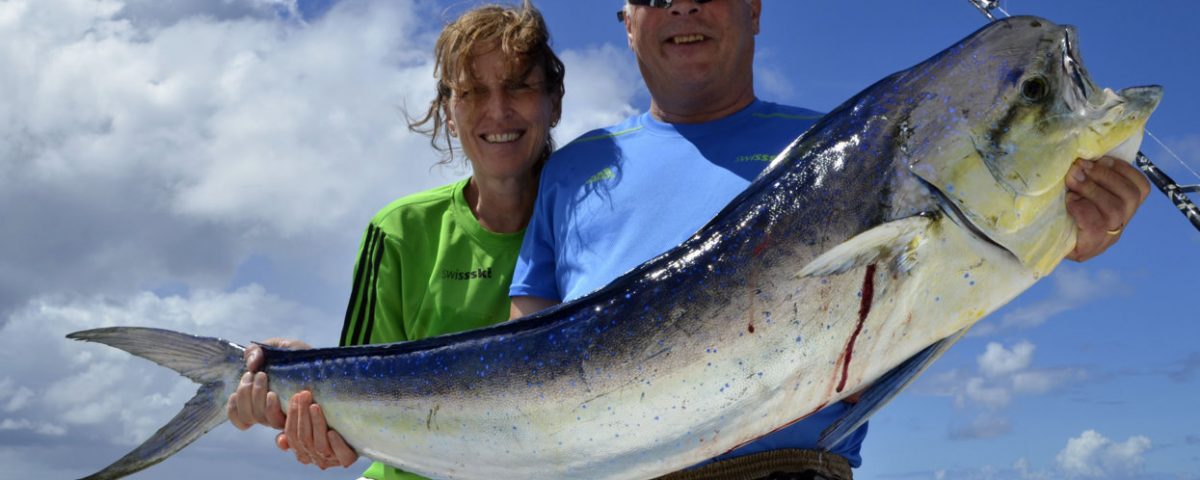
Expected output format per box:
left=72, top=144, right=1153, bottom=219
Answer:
left=967, top=0, right=1200, bottom=233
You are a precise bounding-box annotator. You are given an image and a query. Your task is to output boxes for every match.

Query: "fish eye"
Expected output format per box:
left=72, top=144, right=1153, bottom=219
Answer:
left=1021, top=76, right=1050, bottom=103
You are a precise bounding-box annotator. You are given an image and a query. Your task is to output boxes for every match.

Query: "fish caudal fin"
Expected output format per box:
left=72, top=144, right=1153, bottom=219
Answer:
left=67, top=327, right=246, bottom=480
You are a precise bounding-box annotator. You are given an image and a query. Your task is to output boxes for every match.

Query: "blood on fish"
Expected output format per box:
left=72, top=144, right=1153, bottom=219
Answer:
left=837, top=264, right=876, bottom=393
left=751, top=233, right=771, bottom=256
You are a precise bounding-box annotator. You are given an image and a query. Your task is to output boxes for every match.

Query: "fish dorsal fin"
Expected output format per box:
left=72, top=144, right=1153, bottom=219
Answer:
left=818, top=328, right=969, bottom=449
left=799, top=215, right=934, bottom=277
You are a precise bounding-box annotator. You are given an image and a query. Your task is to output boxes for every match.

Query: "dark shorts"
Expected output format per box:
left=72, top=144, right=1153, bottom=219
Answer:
left=656, top=449, right=853, bottom=480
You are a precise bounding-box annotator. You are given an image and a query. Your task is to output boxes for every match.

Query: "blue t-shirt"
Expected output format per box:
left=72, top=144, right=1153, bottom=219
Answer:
left=511, top=99, right=868, bottom=467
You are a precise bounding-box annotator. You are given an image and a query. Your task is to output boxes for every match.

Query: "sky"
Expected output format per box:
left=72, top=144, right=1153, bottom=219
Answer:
left=1, top=0, right=1197, bottom=479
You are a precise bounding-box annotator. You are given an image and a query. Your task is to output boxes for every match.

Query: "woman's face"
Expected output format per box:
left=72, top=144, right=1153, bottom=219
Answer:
left=447, top=44, right=561, bottom=180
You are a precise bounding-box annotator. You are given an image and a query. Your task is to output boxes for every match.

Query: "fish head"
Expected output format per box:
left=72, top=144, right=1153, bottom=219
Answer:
left=905, top=16, right=1162, bottom=277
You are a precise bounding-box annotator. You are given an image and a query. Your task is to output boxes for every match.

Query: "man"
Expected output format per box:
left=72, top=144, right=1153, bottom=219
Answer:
left=508, top=0, right=1150, bottom=478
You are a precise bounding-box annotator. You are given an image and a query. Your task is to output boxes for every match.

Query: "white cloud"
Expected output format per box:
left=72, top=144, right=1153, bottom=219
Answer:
left=1012, top=369, right=1086, bottom=395
left=0, top=418, right=67, bottom=436
left=1, top=383, right=35, bottom=413
left=922, top=340, right=1087, bottom=441
left=0, top=286, right=329, bottom=447
left=978, top=341, right=1035, bottom=378
left=962, top=377, right=1012, bottom=410
left=1012, top=457, right=1058, bottom=480
left=949, top=414, right=1011, bottom=440
left=555, top=44, right=641, bottom=143
left=955, top=340, right=1082, bottom=413
left=0, top=0, right=443, bottom=319
left=752, top=47, right=799, bottom=105
left=997, top=267, right=1126, bottom=331
left=1056, top=430, right=1151, bottom=478
left=115, top=0, right=301, bottom=25
left=0, top=0, right=639, bottom=323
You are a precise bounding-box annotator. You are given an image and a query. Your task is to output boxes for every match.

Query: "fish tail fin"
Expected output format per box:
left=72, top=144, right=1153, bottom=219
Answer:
left=67, top=327, right=246, bottom=480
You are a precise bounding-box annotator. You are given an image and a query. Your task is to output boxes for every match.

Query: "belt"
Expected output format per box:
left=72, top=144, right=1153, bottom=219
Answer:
left=655, top=449, right=853, bottom=480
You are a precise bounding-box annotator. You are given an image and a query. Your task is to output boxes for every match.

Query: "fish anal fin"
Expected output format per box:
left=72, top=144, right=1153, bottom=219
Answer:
left=799, top=215, right=933, bottom=277
left=817, top=328, right=968, bottom=449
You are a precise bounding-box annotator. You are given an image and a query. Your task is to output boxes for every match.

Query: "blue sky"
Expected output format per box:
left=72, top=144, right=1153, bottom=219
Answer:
left=1, top=1, right=1196, bottom=479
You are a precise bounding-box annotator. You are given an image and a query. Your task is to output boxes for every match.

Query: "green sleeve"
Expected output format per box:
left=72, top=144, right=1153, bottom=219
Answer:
left=339, top=223, right=408, bottom=347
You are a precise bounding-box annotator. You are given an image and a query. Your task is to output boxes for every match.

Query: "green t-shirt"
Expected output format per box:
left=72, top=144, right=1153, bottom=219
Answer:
left=338, top=178, right=524, bottom=480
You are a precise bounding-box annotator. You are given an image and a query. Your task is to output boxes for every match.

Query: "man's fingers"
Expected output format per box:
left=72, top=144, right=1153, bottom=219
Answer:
left=1109, top=157, right=1152, bottom=201
left=1068, top=162, right=1124, bottom=231
left=1082, top=159, right=1143, bottom=224
left=250, top=372, right=269, bottom=425
left=311, top=403, right=355, bottom=468
left=294, top=392, right=315, bottom=455
left=265, top=391, right=286, bottom=429
left=285, top=392, right=306, bottom=464
left=226, top=394, right=250, bottom=430
left=233, top=372, right=255, bottom=427
left=311, top=403, right=333, bottom=459
left=329, top=430, right=359, bottom=468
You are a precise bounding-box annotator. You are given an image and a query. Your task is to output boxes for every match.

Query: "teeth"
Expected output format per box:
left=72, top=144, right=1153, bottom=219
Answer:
left=672, top=34, right=705, bottom=44
left=484, top=132, right=520, bottom=143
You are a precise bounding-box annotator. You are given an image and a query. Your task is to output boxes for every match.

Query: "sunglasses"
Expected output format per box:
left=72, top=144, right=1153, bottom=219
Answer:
left=617, top=0, right=715, bottom=22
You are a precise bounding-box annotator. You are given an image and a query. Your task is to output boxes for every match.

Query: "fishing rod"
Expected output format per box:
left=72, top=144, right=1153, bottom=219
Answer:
left=968, top=0, right=1200, bottom=233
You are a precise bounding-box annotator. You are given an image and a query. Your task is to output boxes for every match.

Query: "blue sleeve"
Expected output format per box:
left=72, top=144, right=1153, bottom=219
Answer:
left=509, top=176, right=562, bottom=302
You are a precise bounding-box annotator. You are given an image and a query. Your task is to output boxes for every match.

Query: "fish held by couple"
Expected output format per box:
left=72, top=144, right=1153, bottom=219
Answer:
left=69, top=15, right=1160, bottom=480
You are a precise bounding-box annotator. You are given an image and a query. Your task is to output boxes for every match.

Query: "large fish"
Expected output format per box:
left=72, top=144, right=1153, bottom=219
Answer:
left=70, top=16, right=1160, bottom=480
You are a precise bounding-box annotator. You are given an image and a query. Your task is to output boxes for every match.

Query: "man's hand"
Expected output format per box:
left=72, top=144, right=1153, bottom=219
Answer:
left=278, top=390, right=359, bottom=469
left=1064, top=157, right=1150, bottom=262
left=226, top=338, right=312, bottom=430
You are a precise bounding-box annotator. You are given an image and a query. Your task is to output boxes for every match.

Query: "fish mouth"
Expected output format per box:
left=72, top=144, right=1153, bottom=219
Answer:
left=1078, top=85, right=1162, bottom=163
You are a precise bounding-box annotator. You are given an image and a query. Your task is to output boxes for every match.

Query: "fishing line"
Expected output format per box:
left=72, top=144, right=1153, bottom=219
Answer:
left=967, top=0, right=1200, bottom=232
left=1146, top=130, right=1200, bottom=186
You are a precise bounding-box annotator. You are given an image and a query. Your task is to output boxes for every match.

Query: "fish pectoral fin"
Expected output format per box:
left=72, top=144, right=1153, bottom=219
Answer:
left=799, top=215, right=933, bottom=277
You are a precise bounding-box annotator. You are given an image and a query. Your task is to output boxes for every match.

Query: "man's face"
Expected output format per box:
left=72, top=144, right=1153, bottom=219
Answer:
left=624, top=0, right=761, bottom=102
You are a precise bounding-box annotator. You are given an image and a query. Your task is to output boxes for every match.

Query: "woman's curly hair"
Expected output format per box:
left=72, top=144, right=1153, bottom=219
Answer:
left=409, top=0, right=566, bottom=167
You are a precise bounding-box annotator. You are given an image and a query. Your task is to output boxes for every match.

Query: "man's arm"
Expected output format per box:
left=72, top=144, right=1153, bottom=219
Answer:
left=510, top=295, right=560, bottom=320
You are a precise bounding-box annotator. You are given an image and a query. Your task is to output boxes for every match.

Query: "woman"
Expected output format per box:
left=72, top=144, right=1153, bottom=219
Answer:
left=225, top=2, right=564, bottom=478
